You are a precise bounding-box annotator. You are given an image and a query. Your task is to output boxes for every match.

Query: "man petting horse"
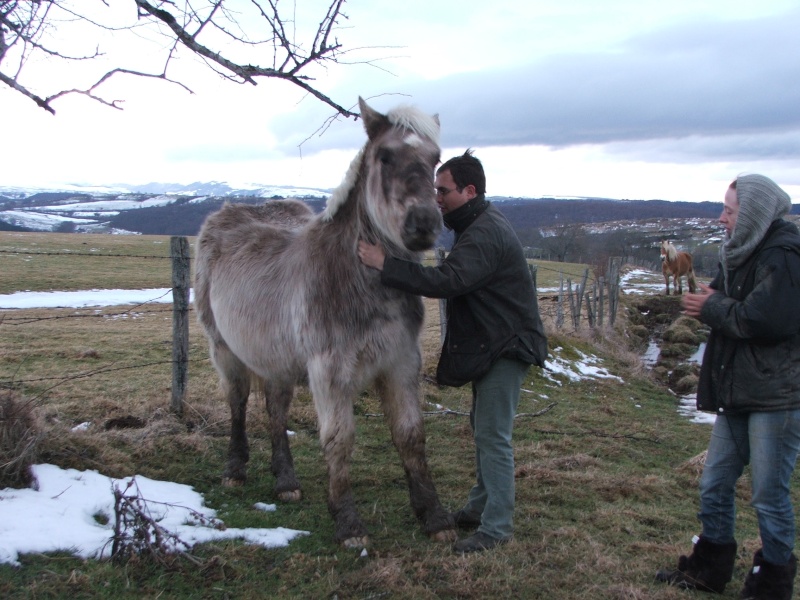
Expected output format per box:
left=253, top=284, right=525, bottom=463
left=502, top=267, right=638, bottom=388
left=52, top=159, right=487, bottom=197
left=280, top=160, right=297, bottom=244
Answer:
left=358, top=150, right=547, bottom=553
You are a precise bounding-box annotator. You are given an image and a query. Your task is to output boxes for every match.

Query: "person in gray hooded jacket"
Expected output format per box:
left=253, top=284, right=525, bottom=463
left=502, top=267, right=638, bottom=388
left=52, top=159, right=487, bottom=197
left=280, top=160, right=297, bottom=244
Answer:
left=656, top=174, right=800, bottom=599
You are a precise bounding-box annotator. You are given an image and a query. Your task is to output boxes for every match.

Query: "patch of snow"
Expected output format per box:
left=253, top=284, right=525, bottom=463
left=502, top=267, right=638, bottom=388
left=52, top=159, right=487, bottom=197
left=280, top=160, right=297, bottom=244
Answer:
left=0, top=288, right=190, bottom=309
left=678, top=395, right=717, bottom=425
left=0, top=464, right=308, bottom=567
left=544, top=347, right=623, bottom=384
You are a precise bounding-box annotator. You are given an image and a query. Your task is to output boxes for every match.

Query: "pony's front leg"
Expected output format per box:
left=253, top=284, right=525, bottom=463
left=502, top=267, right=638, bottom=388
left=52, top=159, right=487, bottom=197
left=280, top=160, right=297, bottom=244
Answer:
left=310, top=369, right=369, bottom=548
left=376, top=372, right=457, bottom=543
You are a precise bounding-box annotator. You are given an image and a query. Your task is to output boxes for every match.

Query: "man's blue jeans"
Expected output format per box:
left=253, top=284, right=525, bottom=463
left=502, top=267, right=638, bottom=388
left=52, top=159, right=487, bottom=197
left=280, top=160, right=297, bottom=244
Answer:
left=699, top=409, right=800, bottom=565
left=462, top=357, right=529, bottom=541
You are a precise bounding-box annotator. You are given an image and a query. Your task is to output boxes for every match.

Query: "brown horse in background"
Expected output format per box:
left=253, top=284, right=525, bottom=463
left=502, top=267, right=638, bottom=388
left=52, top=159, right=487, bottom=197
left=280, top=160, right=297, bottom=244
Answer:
left=660, top=240, right=697, bottom=295
left=194, top=97, right=455, bottom=549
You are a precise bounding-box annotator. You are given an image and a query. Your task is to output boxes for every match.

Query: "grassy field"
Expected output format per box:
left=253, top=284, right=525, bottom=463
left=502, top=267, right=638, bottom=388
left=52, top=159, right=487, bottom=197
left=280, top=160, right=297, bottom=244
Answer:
left=0, top=232, right=784, bottom=599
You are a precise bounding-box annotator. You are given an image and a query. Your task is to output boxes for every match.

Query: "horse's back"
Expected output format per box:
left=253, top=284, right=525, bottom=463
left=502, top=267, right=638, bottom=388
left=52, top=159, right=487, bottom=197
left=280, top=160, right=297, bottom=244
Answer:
left=200, top=200, right=312, bottom=240
left=194, top=200, right=314, bottom=345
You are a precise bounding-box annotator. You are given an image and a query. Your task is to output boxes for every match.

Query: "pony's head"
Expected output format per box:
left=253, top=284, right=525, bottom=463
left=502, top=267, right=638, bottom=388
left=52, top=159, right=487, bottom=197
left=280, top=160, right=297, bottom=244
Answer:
left=324, top=97, right=442, bottom=252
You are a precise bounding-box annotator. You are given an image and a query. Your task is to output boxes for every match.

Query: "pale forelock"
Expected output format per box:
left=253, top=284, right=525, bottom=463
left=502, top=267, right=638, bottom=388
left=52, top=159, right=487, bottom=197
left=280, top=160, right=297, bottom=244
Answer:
left=387, top=104, right=440, bottom=145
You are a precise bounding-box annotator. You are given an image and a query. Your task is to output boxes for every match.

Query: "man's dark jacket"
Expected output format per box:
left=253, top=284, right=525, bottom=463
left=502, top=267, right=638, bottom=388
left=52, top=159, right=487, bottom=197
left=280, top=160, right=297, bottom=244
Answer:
left=381, top=197, right=547, bottom=387
left=697, top=219, right=800, bottom=414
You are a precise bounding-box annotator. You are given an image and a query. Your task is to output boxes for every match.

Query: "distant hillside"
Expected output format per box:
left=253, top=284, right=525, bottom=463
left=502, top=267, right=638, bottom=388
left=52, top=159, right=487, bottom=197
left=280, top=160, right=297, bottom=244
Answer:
left=106, top=197, right=328, bottom=236
left=494, top=197, right=724, bottom=227
left=102, top=195, right=775, bottom=237
left=1, top=187, right=798, bottom=274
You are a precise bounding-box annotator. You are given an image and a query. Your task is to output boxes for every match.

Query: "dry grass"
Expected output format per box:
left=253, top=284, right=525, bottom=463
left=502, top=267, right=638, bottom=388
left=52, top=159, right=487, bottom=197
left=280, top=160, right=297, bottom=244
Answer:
left=0, top=391, right=39, bottom=488
left=0, top=232, right=178, bottom=294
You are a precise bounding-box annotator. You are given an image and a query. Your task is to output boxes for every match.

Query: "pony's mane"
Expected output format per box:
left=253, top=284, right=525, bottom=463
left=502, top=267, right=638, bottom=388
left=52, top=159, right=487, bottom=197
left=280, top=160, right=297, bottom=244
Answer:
left=662, top=241, right=678, bottom=261
left=322, top=104, right=439, bottom=221
left=322, top=148, right=364, bottom=222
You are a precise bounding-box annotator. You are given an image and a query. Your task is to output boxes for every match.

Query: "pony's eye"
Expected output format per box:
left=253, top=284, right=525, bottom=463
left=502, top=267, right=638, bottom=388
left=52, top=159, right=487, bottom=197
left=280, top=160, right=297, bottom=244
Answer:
left=378, top=150, right=393, bottom=166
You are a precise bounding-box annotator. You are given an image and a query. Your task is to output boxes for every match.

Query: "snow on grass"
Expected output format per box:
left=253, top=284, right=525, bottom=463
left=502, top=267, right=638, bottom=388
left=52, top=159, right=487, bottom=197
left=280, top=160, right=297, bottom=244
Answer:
left=0, top=464, right=307, bottom=567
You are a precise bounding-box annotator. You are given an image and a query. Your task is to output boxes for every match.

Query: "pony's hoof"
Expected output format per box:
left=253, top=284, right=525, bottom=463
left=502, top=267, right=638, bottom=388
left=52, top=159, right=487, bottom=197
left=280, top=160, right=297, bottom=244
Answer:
left=430, top=528, right=458, bottom=543
left=221, top=477, right=245, bottom=487
left=342, top=536, right=369, bottom=549
left=277, top=489, right=302, bottom=502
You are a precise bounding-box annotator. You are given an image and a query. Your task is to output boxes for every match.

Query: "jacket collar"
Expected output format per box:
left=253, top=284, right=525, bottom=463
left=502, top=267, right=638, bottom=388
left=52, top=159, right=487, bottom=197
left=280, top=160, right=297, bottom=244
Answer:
left=443, top=195, right=488, bottom=233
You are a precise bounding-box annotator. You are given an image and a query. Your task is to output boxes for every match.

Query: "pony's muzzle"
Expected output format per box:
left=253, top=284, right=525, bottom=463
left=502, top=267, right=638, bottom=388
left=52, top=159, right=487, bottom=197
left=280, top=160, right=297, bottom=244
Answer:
left=402, top=204, right=442, bottom=251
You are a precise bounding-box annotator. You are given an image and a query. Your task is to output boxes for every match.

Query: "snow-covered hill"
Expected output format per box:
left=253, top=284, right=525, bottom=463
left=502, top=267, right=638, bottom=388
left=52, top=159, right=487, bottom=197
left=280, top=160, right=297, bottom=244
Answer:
left=0, top=182, right=332, bottom=233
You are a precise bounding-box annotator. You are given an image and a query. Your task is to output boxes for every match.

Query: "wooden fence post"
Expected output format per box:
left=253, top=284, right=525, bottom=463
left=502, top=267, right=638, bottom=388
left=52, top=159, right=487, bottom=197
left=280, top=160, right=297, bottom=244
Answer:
left=528, top=264, right=538, bottom=292
left=170, top=236, right=190, bottom=416
left=575, top=268, right=589, bottom=329
left=598, top=276, right=605, bottom=328
left=567, top=278, right=577, bottom=329
left=607, top=257, right=621, bottom=327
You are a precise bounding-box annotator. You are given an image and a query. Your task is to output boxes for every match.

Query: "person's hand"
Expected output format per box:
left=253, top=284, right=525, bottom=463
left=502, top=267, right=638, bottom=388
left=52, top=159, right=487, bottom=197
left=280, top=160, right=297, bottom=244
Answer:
left=682, top=282, right=715, bottom=318
left=357, top=240, right=386, bottom=271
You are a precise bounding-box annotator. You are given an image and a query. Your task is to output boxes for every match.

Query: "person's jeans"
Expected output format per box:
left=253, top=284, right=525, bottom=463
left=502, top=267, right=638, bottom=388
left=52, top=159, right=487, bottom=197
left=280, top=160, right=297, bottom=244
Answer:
left=463, top=357, right=529, bottom=540
left=699, top=409, right=800, bottom=565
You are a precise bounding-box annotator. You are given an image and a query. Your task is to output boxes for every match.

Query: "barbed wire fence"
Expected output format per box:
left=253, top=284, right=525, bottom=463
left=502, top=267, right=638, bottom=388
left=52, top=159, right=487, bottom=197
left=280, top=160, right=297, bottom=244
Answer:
left=1, top=238, right=625, bottom=414
left=0, top=237, right=195, bottom=415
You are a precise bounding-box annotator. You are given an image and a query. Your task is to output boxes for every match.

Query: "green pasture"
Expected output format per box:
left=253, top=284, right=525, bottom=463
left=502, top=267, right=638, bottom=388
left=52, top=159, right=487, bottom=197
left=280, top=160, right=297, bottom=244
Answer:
left=0, top=232, right=784, bottom=599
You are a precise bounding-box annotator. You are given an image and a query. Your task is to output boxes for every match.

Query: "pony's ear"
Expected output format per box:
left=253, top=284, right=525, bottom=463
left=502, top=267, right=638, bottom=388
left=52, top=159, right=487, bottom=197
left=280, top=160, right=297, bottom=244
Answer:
left=359, top=96, right=390, bottom=140
left=433, top=113, right=440, bottom=127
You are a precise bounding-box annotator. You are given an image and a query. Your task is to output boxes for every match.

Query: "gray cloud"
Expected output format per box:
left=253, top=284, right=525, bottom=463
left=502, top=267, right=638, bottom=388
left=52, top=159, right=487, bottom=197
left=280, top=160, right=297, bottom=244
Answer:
left=275, top=8, right=800, bottom=160
left=603, top=131, right=800, bottom=165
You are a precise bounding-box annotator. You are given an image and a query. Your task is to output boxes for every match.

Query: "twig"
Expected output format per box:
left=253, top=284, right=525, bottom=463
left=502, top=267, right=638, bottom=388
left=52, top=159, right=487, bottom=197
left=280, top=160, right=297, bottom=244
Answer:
left=515, top=402, right=557, bottom=418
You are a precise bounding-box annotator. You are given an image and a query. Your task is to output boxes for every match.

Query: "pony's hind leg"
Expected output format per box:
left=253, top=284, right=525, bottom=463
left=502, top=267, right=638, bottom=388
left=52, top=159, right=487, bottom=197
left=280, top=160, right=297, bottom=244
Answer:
left=688, top=269, right=698, bottom=294
left=261, top=378, right=302, bottom=501
left=376, top=371, right=457, bottom=543
left=210, top=341, right=252, bottom=486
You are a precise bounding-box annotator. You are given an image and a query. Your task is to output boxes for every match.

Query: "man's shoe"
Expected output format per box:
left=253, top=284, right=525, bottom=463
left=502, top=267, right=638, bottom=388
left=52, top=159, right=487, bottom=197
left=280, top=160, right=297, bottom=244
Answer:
left=451, top=509, right=481, bottom=529
left=453, top=532, right=510, bottom=554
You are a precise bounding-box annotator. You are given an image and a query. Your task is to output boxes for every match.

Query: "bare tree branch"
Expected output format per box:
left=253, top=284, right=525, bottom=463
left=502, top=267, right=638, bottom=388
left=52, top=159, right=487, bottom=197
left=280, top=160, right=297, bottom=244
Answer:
left=0, top=69, right=55, bottom=114
left=0, top=0, right=366, bottom=118
left=45, top=67, right=195, bottom=109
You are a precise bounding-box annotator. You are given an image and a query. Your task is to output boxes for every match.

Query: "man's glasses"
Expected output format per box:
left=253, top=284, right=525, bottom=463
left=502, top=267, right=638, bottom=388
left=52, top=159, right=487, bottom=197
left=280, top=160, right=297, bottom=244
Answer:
left=436, top=187, right=459, bottom=197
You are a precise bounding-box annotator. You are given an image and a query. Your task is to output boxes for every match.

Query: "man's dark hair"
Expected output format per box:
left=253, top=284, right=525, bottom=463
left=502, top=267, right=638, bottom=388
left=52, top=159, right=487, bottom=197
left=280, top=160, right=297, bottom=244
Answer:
left=437, top=149, right=486, bottom=195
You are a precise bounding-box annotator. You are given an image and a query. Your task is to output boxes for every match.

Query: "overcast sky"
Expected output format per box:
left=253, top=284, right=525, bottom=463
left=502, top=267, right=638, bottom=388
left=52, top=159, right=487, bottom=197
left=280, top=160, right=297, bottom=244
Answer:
left=2, top=0, right=799, bottom=202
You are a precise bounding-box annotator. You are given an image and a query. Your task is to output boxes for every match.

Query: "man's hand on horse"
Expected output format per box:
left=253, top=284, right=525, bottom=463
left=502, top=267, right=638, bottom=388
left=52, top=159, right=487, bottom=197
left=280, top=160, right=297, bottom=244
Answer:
left=358, top=240, right=386, bottom=271
left=682, top=282, right=714, bottom=318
